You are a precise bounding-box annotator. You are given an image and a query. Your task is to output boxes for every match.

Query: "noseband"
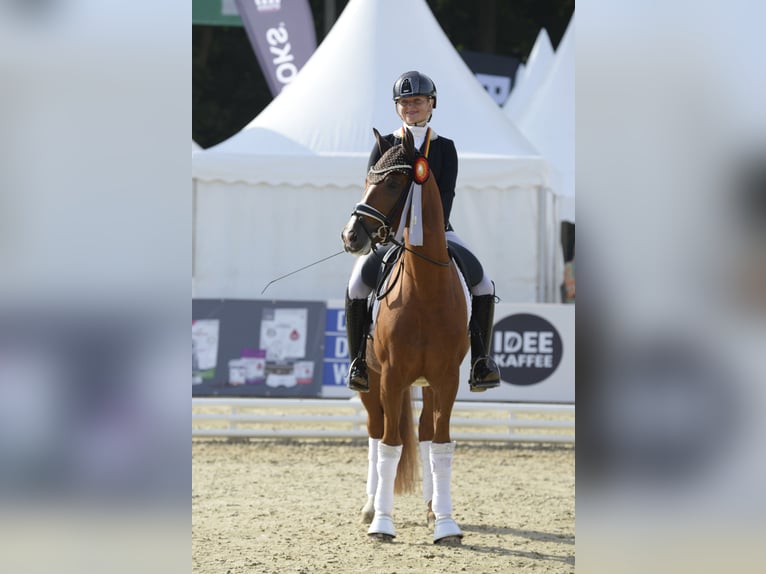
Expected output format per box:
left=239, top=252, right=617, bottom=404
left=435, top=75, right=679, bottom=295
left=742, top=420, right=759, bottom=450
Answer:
left=351, top=163, right=412, bottom=245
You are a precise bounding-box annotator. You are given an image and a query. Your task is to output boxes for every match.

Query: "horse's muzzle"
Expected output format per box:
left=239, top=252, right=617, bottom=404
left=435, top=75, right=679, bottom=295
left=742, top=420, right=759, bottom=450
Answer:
left=341, top=218, right=371, bottom=255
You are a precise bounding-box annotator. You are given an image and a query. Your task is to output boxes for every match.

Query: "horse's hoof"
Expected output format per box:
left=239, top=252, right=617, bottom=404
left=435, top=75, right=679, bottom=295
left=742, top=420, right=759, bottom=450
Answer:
left=368, top=532, right=395, bottom=543
left=368, top=513, right=396, bottom=539
left=434, top=535, right=462, bottom=546
left=433, top=517, right=462, bottom=544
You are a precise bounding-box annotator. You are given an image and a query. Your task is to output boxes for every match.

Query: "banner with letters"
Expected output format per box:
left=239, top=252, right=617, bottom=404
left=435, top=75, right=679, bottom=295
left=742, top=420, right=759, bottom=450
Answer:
left=190, top=298, right=572, bottom=402
left=474, top=303, right=574, bottom=403
left=321, top=301, right=353, bottom=398
left=321, top=301, right=574, bottom=403
left=234, top=0, right=317, bottom=96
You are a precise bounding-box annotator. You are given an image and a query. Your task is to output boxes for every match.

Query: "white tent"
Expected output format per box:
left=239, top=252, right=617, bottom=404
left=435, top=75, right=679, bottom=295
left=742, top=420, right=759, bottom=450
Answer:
left=515, top=14, right=575, bottom=223
left=503, top=28, right=555, bottom=123
left=192, top=0, right=555, bottom=302
left=513, top=62, right=526, bottom=91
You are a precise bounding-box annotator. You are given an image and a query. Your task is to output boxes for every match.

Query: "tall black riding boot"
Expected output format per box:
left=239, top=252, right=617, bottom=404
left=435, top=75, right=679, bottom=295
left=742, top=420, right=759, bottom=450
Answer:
left=345, top=292, right=370, bottom=392
left=468, top=294, right=501, bottom=392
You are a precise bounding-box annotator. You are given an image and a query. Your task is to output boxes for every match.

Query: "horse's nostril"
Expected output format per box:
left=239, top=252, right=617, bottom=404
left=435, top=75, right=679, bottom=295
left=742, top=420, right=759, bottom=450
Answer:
left=348, top=230, right=357, bottom=242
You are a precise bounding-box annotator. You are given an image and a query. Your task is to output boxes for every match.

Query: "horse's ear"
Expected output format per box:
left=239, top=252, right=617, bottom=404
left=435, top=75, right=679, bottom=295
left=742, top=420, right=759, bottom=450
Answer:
left=373, top=128, right=391, bottom=156
left=401, top=127, right=416, bottom=159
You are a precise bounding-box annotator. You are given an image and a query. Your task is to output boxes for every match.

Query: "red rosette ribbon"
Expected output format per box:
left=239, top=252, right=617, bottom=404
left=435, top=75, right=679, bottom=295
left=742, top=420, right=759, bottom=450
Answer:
left=413, top=156, right=430, bottom=184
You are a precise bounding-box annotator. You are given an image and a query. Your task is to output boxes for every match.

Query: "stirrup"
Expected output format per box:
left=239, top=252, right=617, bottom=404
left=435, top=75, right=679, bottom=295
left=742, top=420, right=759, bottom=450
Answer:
left=468, top=357, right=501, bottom=392
left=347, top=357, right=370, bottom=392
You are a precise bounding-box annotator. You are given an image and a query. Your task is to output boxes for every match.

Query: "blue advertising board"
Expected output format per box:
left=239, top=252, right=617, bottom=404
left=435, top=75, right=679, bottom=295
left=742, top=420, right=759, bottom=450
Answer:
left=322, top=306, right=350, bottom=388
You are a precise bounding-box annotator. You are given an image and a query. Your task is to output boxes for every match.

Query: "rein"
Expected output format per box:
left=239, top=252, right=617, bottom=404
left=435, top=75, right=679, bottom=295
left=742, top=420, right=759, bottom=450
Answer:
left=374, top=245, right=404, bottom=301
left=390, top=236, right=450, bottom=267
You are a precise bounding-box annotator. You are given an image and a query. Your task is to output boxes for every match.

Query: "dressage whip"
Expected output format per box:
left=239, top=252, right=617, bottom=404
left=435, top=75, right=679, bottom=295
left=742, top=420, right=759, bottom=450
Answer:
left=260, top=250, right=346, bottom=295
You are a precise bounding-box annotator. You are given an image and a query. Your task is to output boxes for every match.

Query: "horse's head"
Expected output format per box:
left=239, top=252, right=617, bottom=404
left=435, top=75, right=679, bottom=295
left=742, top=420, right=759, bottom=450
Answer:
left=341, top=128, right=418, bottom=255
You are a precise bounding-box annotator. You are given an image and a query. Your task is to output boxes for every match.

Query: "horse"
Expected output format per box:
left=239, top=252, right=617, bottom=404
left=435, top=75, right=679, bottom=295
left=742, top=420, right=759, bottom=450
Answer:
left=341, top=127, right=470, bottom=544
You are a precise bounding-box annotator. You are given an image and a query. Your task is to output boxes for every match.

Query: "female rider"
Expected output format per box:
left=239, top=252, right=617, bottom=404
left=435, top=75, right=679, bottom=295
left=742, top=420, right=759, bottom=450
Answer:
left=345, top=70, right=501, bottom=393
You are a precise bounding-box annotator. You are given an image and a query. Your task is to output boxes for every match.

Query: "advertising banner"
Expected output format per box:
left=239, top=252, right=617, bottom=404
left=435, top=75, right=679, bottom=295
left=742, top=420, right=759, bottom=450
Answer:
left=464, top=303, right=574, bottom=403
left=234, top=0, right=317, bottom=96
left=321, top=301, right=574, bottom=403
left=321, top=302, right=352, bottom=398
left=192, top=299, right=326, bottom=397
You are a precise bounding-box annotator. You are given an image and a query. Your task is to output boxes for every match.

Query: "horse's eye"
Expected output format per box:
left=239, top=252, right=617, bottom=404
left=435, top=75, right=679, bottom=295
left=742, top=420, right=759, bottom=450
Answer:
left=386, top=178, right=402, bottom=193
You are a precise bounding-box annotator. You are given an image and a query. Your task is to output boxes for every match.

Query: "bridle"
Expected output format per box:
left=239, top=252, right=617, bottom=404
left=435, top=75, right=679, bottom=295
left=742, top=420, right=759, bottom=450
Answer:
left=350, top=162, right=450, bottom=269
left=351, top=163, right=412, bottom=246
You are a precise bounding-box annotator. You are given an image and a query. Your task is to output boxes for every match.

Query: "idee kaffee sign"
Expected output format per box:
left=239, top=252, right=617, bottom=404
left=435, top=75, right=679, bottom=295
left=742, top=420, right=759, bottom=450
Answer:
left=323, top=301, right=574, bottom=403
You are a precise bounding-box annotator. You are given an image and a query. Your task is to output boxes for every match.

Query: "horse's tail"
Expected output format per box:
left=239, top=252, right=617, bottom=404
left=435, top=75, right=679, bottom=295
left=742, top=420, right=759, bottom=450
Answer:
left=394, top=387, right=418, bottom=495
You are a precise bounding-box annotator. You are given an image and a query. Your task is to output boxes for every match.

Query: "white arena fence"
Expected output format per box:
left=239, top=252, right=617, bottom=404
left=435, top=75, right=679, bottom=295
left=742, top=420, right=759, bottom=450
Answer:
left=192, top=398, right=574, bottom=444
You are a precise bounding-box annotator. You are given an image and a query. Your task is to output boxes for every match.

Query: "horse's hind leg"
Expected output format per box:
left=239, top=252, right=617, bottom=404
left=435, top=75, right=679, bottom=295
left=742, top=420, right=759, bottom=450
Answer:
left=419, top=441, right=435, bottom=526
left=431, top=441, right=462, bottom=544
left=431, top=379, right=462, bottom=544
left=419, top=387, right=435, bottom=525
left=361, top=436, right=380, bottom=524
left=418, top=386, right=435, bottom=442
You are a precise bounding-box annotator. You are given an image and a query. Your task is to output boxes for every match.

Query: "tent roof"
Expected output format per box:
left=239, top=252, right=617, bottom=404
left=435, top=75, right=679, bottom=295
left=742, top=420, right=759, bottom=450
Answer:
left=503, top=28, right=555, bottom=122
left=515, top=14, right=575, bottom=219
left=194, top=0, right=547, bottom=188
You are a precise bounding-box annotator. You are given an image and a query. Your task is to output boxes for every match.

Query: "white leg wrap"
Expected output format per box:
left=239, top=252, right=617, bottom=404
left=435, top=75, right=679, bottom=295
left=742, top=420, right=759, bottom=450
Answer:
left=430, top=441, right=456, bottom=519
left=419, top=441, right=433, bottom=504
left=368, top=442, right=402, bottom=537
left=366, top=437, right=380, bottom=497
left=373, top=443, right=402, bottom=516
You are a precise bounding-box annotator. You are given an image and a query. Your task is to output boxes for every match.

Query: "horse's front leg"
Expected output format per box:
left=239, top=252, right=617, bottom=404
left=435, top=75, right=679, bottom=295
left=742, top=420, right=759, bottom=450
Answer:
left=430, top=375, right=462, bottom=545
left=359, top=371, right=383, bottom=524
left=368, top=377, right=405, bottom=541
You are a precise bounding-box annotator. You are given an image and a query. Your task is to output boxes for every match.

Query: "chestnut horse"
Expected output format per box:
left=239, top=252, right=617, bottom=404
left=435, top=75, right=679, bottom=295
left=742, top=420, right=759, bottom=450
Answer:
left=341, top=128, right=469, bottom=544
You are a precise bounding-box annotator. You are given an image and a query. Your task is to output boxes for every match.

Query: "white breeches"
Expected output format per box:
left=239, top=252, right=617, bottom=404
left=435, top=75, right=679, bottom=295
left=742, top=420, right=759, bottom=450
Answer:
left=347, top=254, right=371, bottom=299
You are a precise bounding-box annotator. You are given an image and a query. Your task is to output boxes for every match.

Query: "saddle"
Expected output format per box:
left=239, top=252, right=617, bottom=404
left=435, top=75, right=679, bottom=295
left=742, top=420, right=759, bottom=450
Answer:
left=361, top=241, right=484, bottom=298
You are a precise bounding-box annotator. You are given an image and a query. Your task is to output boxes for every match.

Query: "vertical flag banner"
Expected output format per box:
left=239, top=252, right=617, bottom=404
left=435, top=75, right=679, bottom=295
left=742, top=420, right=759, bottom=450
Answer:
left=235, top=0, right=317, bottom=96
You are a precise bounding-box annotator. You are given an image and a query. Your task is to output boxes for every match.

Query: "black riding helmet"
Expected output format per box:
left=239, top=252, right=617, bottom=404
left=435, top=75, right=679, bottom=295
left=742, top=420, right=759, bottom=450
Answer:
left=392, top=71, right=437, bottom=108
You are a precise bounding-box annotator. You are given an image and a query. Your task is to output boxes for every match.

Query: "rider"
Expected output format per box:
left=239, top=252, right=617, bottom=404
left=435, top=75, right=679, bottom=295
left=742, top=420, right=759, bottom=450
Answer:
left=345, top=70, right=501, bottom=394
